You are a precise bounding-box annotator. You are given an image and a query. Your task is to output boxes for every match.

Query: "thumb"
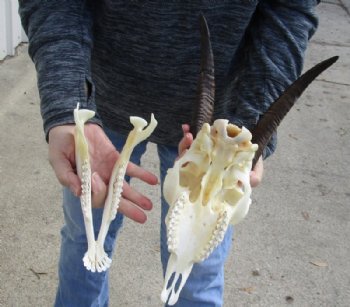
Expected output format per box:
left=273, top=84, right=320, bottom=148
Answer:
left=91, top=172, right=107, bottom=208
left=178, top=124, right=193, bottom=156
left=49, top=154, right=81, bottom=196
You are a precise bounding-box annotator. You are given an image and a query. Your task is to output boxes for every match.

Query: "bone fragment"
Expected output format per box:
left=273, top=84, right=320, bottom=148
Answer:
left=95, top=114, right=158, bottom=272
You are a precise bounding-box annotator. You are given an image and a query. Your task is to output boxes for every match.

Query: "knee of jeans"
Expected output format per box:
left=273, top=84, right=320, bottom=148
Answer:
left=61, top=189, right=88, bottom=242
left=178, top=235, right=233, bottom=305
left=175, top=260, right=225, bottom=307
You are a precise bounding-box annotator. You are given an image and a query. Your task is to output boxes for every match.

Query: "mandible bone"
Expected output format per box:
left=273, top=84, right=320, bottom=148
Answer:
left=95, top=114, right=157, bottom=271
left=74, top=105, right=157, bottom=272
left=74, top=104, right=98, bottom=272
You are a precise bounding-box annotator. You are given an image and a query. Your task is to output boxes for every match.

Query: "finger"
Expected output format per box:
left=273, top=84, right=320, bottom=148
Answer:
left=250, top=157, right=264, bottom=188
left=91, top=172, right=107, bottom=208
left=118, top=198, right=148, bottom=224
left=125, top=162, right=159, bottom=185
left=122, top=182, right=153, bottom=211
left=178, top=124, right=193, bottom=156
left=182, top=124, right=190, bottom=134
left=178, top=133, right=193, bottom=156
left=49, top=153, right=81, bottom=196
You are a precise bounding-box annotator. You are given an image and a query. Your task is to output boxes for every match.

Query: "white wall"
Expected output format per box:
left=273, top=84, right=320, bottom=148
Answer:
left=0, top=0, right=27, bottom=61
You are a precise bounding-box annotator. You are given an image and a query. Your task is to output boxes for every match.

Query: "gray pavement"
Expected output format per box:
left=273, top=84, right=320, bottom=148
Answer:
left=0, top=2, right=349, bottom=306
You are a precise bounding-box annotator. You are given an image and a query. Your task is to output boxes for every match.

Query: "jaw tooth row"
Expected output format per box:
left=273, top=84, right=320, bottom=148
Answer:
left=167, top=195, right=186, bottom=252
left=196, top=210, right=229, bottom=262
left=80, top=160, right=91, bottom=215
left=110, top=163, right=126, bottom=218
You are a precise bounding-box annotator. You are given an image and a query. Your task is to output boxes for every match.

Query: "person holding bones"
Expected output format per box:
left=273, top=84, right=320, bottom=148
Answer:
left=19, top=1, right=318, bottom=306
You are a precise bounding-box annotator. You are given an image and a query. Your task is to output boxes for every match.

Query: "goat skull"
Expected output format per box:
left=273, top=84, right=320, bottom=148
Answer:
left=161, top=120, right=257, bottom=304
left=160, top=14, right=338, bottom=305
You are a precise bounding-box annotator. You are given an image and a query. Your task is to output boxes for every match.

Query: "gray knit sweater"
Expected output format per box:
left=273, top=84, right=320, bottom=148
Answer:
left=19, top=0, right=319, bottom=157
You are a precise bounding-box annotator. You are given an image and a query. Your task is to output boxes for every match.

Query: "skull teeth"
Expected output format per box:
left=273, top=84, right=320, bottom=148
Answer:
left=80, top=160, right=91, bottom=213
left=111, top=163, right=126, bottom=213
left=196, top=210, right=229, bottom=262
left=166, top=195, right=186, bottom=252
left=162, top=118, right=256, bottom=305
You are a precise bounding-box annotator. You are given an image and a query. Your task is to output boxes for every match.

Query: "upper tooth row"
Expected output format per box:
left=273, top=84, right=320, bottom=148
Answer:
left=167, top=195, right=186, bottom=252
left=196, top=211, right=229, bottom=262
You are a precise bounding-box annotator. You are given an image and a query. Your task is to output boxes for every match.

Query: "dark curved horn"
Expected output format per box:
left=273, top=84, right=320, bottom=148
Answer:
left=190, top=14, right=215, bottom=137
left=251, top=56, right=339, bottom=168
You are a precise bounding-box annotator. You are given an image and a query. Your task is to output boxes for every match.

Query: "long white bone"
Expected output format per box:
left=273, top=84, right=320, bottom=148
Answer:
left=73, top=104, right=98, bottom=272
left=94, top=114, right=158, bottom=272
left=74, top=104, right=157, bottom=272
left=161, top=120, right=257, bottom=305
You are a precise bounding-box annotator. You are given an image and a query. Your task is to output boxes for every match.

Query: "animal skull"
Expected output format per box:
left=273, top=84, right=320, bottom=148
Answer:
left=160, top=14, right=337, bottom=304
left=161, top=119, right=257, bottom=305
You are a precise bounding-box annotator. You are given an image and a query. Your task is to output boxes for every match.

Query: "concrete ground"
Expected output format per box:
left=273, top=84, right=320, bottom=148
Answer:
left=0, top=2, right=349, bottom=306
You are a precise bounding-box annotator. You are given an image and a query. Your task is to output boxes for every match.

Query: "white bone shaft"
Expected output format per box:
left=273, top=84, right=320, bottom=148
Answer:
left=74, top=104, right=98, bottom=272
left=95, top=115, right=157, bottom=270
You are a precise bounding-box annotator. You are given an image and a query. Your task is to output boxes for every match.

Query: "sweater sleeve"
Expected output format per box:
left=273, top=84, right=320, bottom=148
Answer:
left=223, top=0, right=319, bottom=159
left=19, top=0, right=101, bottom=140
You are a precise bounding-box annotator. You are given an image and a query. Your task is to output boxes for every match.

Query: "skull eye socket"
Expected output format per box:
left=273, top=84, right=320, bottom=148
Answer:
left=179, top=162, right=205, bottom=202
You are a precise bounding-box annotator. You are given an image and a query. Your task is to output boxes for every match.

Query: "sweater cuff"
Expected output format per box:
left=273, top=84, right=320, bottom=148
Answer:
left=44, top=108, right=102, bottom=142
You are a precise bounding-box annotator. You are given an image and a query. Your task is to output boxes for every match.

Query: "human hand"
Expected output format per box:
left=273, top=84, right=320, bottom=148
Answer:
left=250, top=156, right=263, bottom=188
left=178, top=124, right=263, bottom=187
left=178, top=124, right=193, bottom=157
left=48, top=123, right=158, bottom=223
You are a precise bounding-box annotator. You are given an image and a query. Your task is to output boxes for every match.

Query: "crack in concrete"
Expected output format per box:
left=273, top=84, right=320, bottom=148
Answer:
left=322, top=0, right=350, bottom=17
left=322, top=0, right=341, bottom=6
left=311, top=40, right=350, bottom=48
left=316, top=78, right=350, bottom=86
left=339, top=0, right=350, bottom=17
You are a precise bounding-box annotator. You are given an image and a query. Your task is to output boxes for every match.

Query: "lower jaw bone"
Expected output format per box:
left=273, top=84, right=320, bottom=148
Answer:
left=74, top=104, right=157, bottom=272
left=74, top=105, right=98, bottom=272
left=161, top=120, right=257, bottom=305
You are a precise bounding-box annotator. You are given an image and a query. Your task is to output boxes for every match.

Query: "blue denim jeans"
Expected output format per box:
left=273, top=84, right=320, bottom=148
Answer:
left=55, top=128, right=233, bottom=307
